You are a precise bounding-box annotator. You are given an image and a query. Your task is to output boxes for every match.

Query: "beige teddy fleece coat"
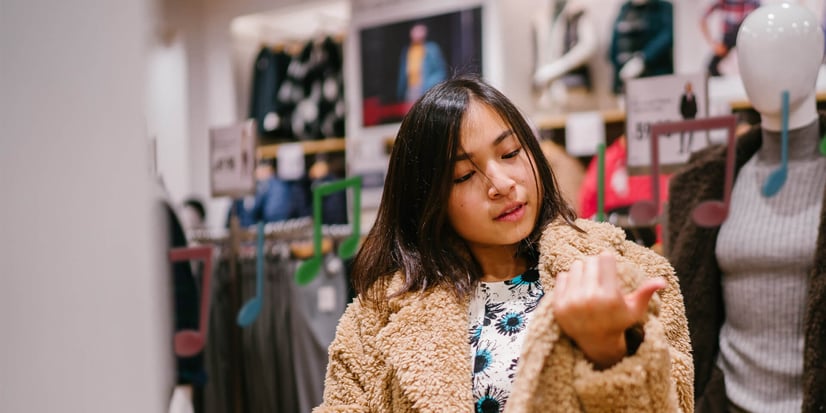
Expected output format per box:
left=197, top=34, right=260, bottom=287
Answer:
left=315, top=219, right=694, bottom=412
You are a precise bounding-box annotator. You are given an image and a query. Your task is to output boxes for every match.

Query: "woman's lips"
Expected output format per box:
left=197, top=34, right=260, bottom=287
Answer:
left=495, top=203, right=525, bottom=222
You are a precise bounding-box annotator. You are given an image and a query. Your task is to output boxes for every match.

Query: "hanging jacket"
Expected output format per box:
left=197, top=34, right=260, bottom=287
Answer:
left=249, top=47, right=293, bottom=140
left=277, top=36, right=346, bottom=140
left=609, top=0, right=674, bottom=93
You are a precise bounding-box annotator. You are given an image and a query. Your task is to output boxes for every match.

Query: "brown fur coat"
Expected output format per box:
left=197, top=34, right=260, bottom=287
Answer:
left=315, top=219, right=693, bottom=412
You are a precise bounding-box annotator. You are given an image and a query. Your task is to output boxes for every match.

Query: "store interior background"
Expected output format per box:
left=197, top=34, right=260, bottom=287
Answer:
left=150, top=0, right=826, bottom=231
left=2, top=0, right=825, bottom=411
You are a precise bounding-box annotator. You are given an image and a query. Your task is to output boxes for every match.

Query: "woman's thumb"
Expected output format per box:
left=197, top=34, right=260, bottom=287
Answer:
left=625, top=277, right=667, bottom=319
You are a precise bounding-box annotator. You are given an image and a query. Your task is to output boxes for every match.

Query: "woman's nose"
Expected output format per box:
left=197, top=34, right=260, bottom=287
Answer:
left=486, top=165, right=516, bottom=198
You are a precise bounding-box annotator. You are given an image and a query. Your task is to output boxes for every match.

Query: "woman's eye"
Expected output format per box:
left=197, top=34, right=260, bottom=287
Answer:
left=502, top=148, right=521, bottom=159
left=453, top=171, right=474, bottom=183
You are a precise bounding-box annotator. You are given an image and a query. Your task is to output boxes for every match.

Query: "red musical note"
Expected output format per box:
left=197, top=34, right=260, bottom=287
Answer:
left=630, top=115, right=737, bottom=227
left=169, top=246, right=213, bottom=357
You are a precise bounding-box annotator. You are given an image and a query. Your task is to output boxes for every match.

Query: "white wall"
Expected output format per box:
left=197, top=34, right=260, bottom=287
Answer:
left=148, top=37, right=191, bottom=207
left=0, top=0, right=171, bottom=411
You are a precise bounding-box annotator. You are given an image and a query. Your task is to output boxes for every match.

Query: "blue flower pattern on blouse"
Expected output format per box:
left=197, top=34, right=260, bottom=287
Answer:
left=468, top=268, right=543, bottom=413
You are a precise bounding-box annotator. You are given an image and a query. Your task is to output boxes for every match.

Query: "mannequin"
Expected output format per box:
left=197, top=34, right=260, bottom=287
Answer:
left=608, top=0, right=673, bottom=93
left=737, top=3, right=821, bottom=132
left=532, top=0, right=598, bottom=110
left=667, top=3, right=826, bottom=412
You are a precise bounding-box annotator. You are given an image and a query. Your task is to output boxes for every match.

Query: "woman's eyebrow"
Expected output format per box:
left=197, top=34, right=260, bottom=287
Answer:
left=455, top=130, right=514, bottom=161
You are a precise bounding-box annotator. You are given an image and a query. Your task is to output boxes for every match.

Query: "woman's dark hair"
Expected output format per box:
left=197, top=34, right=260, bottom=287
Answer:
left=352, top=75, right=579, bottom=304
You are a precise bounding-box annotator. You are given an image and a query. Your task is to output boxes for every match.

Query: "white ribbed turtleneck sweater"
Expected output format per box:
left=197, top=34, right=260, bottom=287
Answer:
left=715, top=119, right=826, bottom=413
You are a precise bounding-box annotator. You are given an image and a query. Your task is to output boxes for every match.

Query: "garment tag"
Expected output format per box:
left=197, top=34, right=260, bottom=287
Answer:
left=277, top=142, right=305, bottom=180
left=317, top=286, right=336, bottom=313
left=565, top=111, right=604, bottom=156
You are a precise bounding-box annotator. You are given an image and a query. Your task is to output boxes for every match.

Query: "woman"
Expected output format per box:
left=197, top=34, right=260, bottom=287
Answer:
left=316, top=75, right=693, bottom=412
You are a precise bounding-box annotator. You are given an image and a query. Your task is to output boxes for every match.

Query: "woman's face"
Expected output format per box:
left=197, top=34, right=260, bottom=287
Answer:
left=446, top=99, right=539, bottom=256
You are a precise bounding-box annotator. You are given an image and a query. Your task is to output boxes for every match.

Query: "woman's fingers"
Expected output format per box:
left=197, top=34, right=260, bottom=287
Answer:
left=624, top=277, right=667, bottom=320
left=581, top=255, right=600, bottom=298
left=553, top=253, right=665, bottom=340
left=596, top=251, right=618, bottom=290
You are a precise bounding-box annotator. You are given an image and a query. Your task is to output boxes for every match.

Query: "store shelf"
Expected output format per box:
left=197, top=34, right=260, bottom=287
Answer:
left=729, top=90, right=826, bottom=111
left=534, top=108, right=626, bottom=130
left=257, top=137, right=346, bottom=159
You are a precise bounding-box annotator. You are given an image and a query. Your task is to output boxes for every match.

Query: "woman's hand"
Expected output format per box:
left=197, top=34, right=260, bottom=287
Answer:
left=552, top=251, right=666, bottom=370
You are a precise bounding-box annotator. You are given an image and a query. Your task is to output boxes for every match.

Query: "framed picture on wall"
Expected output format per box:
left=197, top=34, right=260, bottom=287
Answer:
left=209, top=119, right=257, bottom=198
left=358, top=6, right=483, bottom=127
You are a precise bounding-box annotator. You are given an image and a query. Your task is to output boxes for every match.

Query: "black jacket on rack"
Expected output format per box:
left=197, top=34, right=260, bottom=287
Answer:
left=276, top=36, right=345, bottom=140
left=249, top=47, right=293, bottom=141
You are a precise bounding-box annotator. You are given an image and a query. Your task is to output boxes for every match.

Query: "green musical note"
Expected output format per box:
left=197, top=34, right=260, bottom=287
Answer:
left=295, top=176, right=362, bottom=285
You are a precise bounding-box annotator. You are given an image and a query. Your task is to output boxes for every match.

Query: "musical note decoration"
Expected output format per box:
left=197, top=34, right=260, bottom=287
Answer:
left=237, top=221, right=264, bottom=327
left=628, top=119, right=664, bottom=226
left=819, top=132, right=826, bottom=156
left=596, top=142, right=606, bottom=222
left=629, top=115, right=738, bottom=228
left=169, top=246, right=214, bottom=357
left=295, top=176, right=362, bottom=285
left=762, top=90, right=789, bottom=197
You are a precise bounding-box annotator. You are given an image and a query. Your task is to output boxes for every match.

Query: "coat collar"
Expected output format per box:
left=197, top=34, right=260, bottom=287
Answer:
left=374, top=277, right=474, bottom=412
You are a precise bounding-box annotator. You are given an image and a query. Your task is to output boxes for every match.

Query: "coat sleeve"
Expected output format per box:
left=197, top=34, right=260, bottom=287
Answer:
left=571, top=241, right=694, bottom=413
left=312, top=301, right=374, bottom=413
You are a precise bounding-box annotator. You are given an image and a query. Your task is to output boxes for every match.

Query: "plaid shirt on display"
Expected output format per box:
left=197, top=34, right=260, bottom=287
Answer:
left=705, top=0, right=761, bottom=34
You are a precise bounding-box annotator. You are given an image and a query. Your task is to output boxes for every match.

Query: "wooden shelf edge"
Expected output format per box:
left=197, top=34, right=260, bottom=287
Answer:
left=729, top=90, right=826, bottom=111
left=534, top=108, right=626, bottom=130
left=257, top=137, right=346, bottom=159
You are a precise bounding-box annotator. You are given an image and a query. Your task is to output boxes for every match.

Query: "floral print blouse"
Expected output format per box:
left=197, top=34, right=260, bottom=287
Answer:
left=468, top=268, right=544, bottom=413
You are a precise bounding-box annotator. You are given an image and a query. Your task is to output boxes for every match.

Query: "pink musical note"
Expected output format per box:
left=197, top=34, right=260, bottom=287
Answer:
left=630, top=115, right=737, bottom=227
left=596, top=142, right=606, bottom=222
left=169, top=246, right=213, bottom=358
left=688, top=118, right=736, bottom=227
left=628, top=121, right=663, bottom=225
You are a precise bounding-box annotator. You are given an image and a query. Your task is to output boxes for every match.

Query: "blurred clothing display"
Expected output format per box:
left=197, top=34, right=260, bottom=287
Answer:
left=275, top=36, right=346, bottom=141
left=249, top=47, right=294, bottom=140
left=255, top=176, right=313, bottom=223
left=701, top=0, right=760, bottom=76
left=609, top=0, right=673, bottom=93
left=249, top=36, right=345, bottom=143
left=203, top=247, right=350, bottom=413
left=577, top=137, right=669, bottom=246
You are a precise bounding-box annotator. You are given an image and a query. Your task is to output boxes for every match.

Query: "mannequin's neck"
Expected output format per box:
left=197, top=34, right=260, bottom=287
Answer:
left=759, top=117, right=821, bottom=164
left=759, top=95, right=818, bottom=132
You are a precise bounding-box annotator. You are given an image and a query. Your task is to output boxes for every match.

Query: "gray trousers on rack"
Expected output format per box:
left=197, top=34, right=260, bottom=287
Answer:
left=203, top=250, right=349, bottom=413
left=288, top=254, right=349, bottom=413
